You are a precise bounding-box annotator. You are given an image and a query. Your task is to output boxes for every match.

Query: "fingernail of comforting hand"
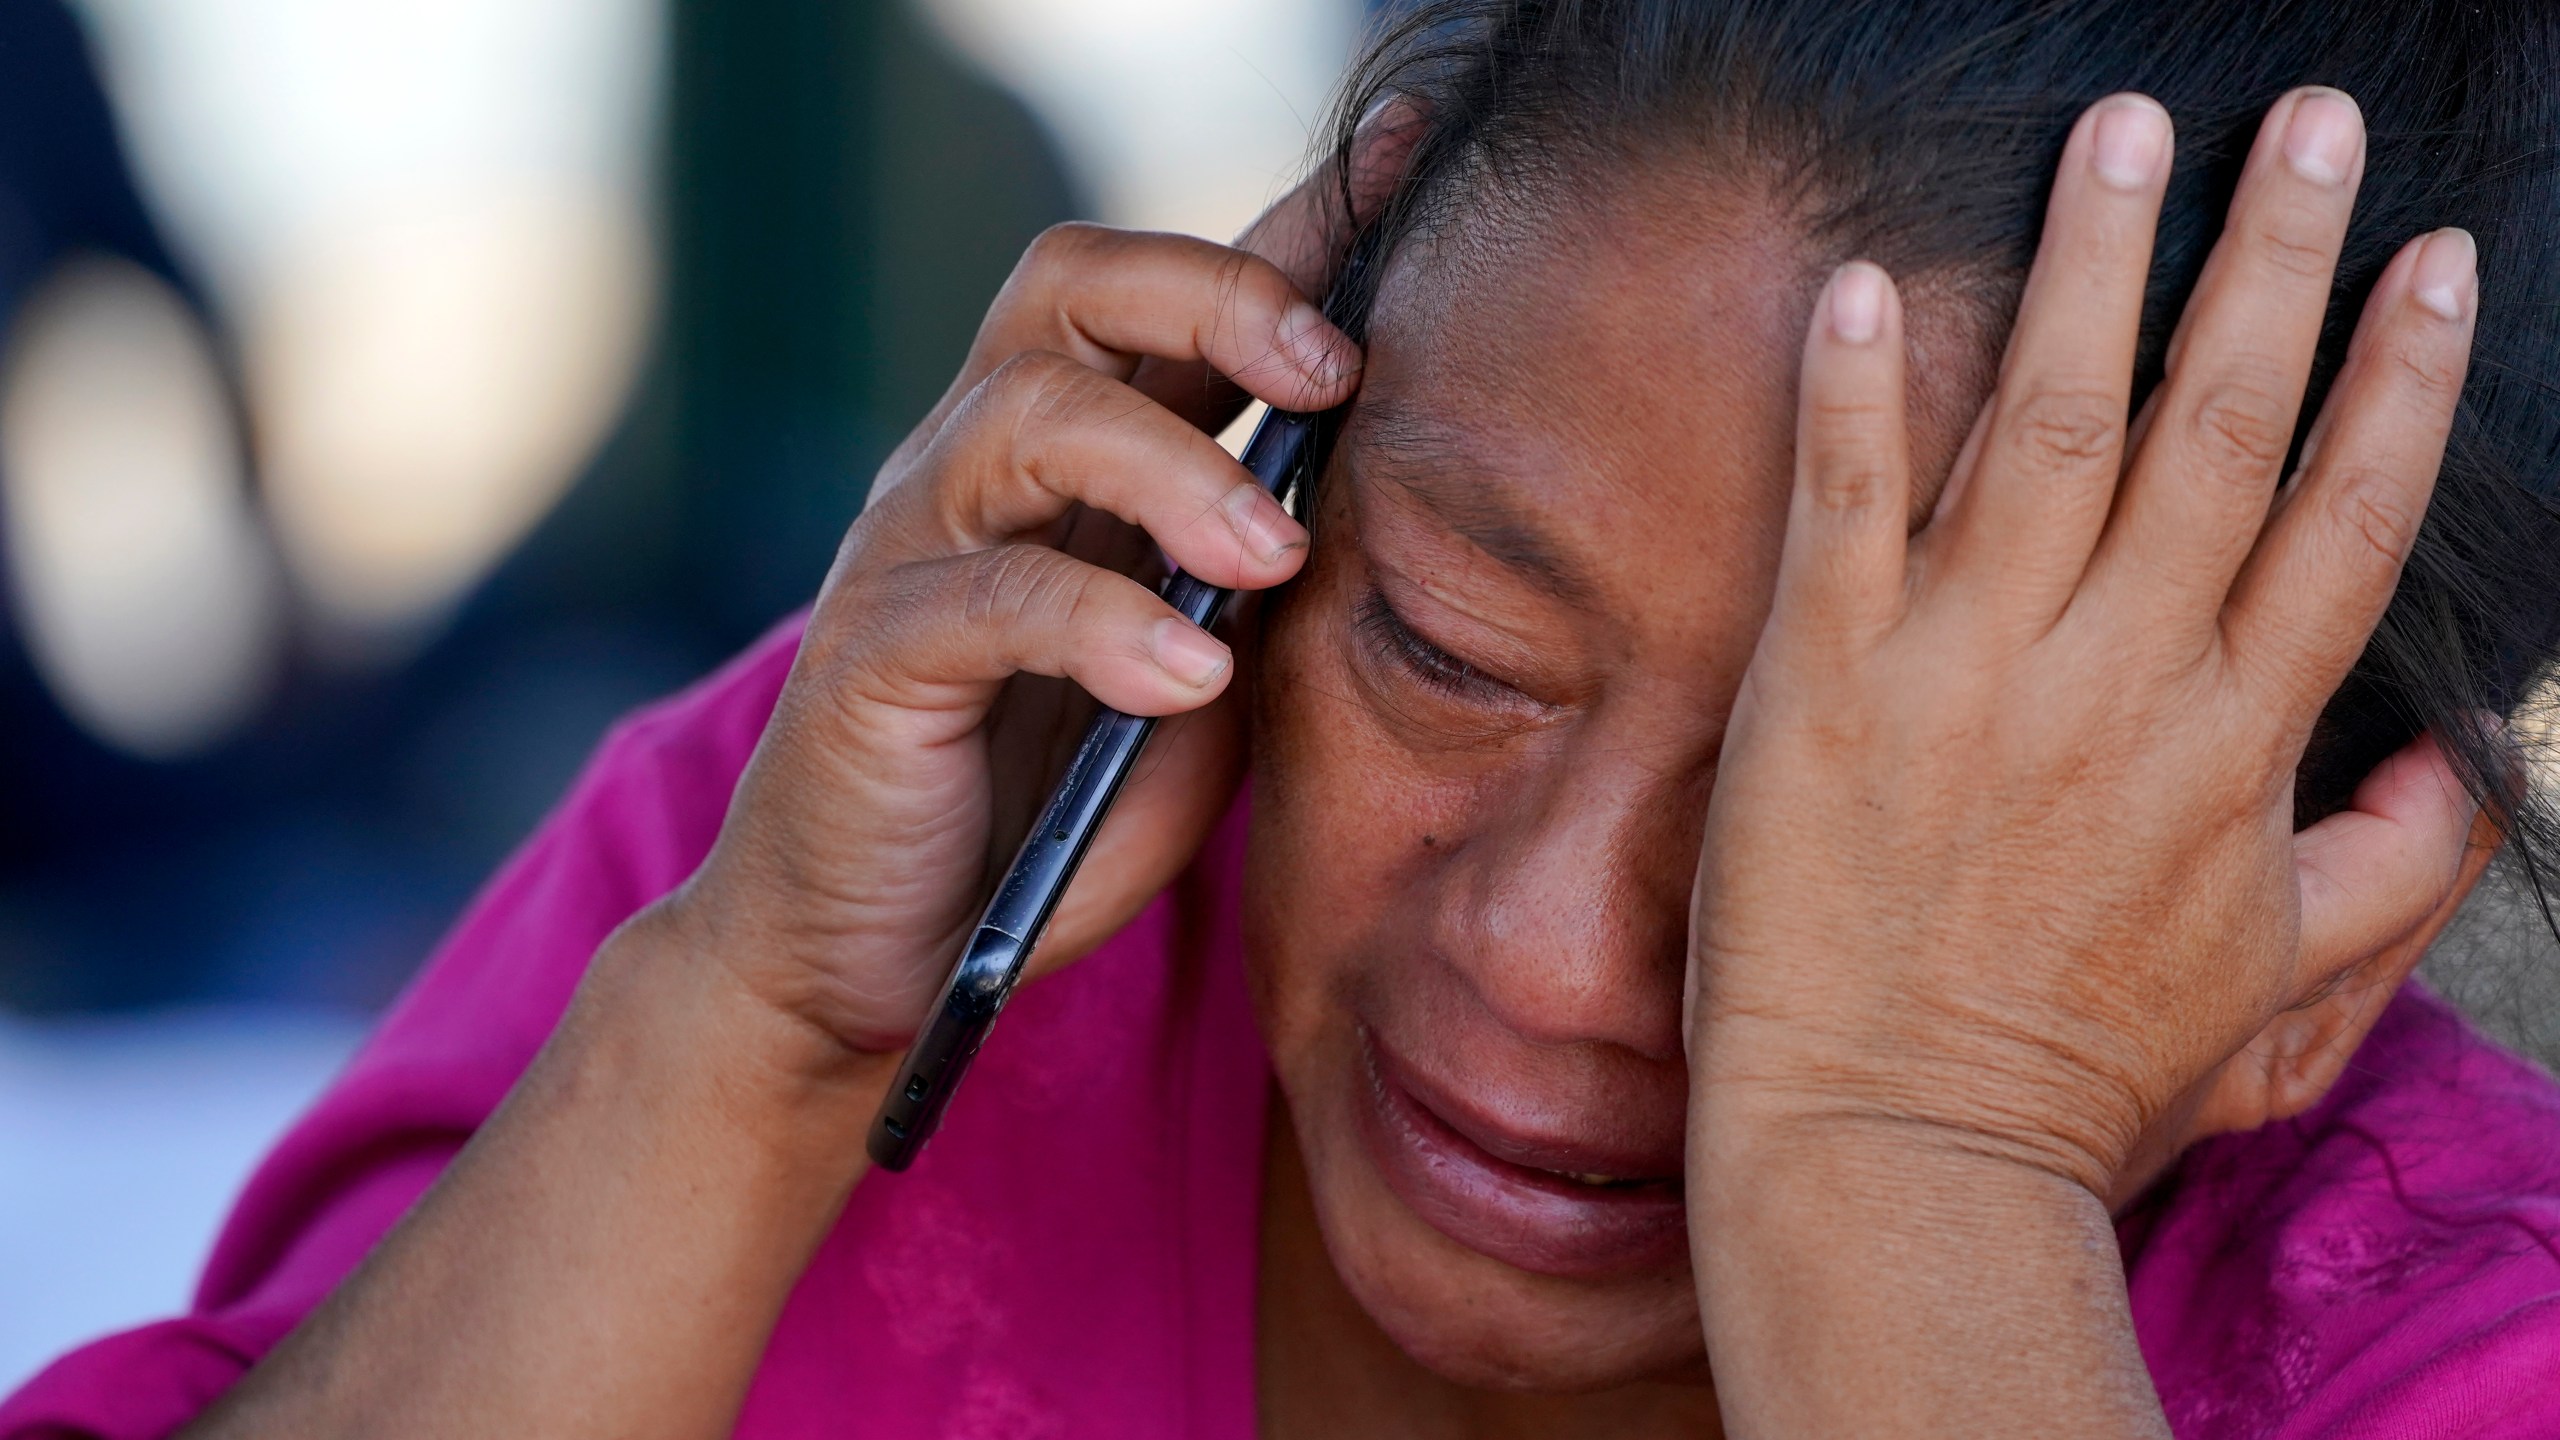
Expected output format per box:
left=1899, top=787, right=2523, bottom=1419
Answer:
left=2090, top=98, right=2168, bottom=190
left=2282, top=90, right=2362, bottom=185
left=2413, top=228, right=2477, bottom=322
left=1828, top=262, right=1886, bottom=344
left=1219, top=480, right=1308, bottom=562
left=1151, top=618, right=1231, bottom=688
left=1280, top=303, right=1359, bottom=388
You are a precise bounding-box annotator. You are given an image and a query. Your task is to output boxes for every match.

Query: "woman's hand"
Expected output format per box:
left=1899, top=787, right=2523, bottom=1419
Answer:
left=1694, top=85, right=2478, bottom=1194
left=659, top=100, right=1426, bottom=1062
left=180, top=153, right=1407, bottom=1440
left=657, top=222, right=1359, bottom=1056
left=1688, top=89, right=2481, bottom=1436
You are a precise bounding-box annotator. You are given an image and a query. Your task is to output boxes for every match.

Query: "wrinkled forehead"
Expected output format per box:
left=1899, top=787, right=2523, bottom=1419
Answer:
left=1346, top=170, right=1994, bottom=617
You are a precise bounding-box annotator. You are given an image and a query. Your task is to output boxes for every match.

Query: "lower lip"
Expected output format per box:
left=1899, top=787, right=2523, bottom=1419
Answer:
left=1352, top=1035, right=1688, bottom=1279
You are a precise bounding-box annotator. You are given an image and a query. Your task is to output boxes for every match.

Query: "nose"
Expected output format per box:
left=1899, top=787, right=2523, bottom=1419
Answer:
left=1426, top=746, right=1703, bottom=1062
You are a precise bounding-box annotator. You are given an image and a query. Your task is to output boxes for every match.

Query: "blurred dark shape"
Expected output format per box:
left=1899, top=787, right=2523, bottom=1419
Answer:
left=634, top=0, right=1086, bottom=639
left=0, top=0, right=239, bottom=1002
left=0, top=0, right=1083, bottom=1013
left=0, top=0, right=192, bottom=310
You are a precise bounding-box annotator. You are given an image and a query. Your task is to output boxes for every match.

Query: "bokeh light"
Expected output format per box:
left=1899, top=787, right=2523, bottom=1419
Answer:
left=922, top=0, right=1363, bottom=239
left=70, top=0, right=662, bottom=656
left=0, top=254, right=279, bottom=757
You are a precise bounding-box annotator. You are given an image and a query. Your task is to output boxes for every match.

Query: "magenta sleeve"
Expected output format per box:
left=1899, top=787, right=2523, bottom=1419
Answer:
left=0, top=615, right=805, bottom=1440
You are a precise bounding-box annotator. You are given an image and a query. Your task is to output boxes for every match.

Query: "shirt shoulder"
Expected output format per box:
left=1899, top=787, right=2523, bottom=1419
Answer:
left=0, top=612, right=1273, bottom=1440
left=2129, top=987, right=2560, bottom=1439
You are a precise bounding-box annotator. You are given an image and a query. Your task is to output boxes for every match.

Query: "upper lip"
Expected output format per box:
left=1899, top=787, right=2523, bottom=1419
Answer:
left=1367, top=1030, right=1684, bottom=1184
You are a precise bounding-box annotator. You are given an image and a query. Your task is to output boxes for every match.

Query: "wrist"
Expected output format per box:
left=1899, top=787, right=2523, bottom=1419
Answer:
left=1688, top=1005, right=2149, bottom=1199
left=581, top=898, right=902, bottom=1160
left=1689, top=1089, right=2118, bottom=1217
left=1687, top=1099, right=2160, bottom=1438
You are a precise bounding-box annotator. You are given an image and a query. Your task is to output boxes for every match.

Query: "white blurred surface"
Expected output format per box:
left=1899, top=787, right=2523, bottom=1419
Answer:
left=0, top=1007, right=367, bottom=1395
left=0, top=255, right=282, bottom=757
left=919, top=0, right=1365, bottom=241
left=67, top=0, right=663, bottom=656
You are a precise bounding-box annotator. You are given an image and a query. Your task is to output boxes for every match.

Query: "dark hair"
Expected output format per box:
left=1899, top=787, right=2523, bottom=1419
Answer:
left=1314, top=0, right=2560, bottom=916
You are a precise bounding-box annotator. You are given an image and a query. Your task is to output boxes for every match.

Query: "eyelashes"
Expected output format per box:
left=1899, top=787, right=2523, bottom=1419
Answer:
left=1353, top=586, right=1501, bottom=698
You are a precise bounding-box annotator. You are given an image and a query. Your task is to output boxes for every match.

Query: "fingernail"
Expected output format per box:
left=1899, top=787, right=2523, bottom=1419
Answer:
left=1219, top=480, right=1309, bottom=562
left=2413, top=228, right=2477, bottom=321
left=1280, top=303, right=1359, bottom=387
left=2090, top=98, right=2168, bottom=190
left=1151, top=618, right=1231, bottom=688
left=1828, top=262, right=1885, bottom=344
left=2282, top=90, right=2362, bottom=185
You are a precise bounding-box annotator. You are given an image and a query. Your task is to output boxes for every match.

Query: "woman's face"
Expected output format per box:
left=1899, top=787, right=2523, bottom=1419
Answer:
left=1246, top=183, right=1989, bottom=1388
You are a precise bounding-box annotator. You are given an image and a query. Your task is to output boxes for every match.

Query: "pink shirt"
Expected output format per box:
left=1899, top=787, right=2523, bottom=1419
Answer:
left=8, top=615, right=2560, bottom=1438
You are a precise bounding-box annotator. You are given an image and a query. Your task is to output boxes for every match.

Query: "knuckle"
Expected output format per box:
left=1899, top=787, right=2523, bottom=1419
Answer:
left=2188, top=379, right=2297, bottom=475
left=1808, top=470, right=1897, bottom=517
left=929, top=353, right=1093, bottom=540
left=1803, top=411, right=1900, bottom=512
left=2001, top=384, right=2123, bottom=470
left=986, top=348, right=1099, bottom=428
left=2382, top=341, right=2466, bottom=399
left=1208, top=240, right=1259, bottom=298
left=2230, top=615, right=2330, bottom=703
left=1202, top=244, right=1296, bottom=356
left=1808, top=395, right=1894, bottom=435
left=2328, top=471, right=2423, bottom=567
left=1020, top=220, right=1114, bottom=278
left=1057, top=565, right=1112, bottom=636
left=939, top=367, right=1005, bottom=442
left=2250, top=215, right=2338, bottom=282
left=834, top=561, right=937, bottom=670
left=986, top=224, right=1116, bottom=333
left=1214, top=242, right=1291, bottom=315
left=961, top=544, right=1063, bottom=630
left=986, top=345, right=1081, bottom=398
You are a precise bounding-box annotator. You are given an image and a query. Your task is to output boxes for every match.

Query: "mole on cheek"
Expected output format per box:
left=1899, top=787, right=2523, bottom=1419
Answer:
left=1421, top=833, right=1437, bottom=849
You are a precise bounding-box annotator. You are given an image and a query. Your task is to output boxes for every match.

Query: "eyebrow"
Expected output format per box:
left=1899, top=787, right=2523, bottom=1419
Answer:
left=1349, top=402, right=1594, bottom=605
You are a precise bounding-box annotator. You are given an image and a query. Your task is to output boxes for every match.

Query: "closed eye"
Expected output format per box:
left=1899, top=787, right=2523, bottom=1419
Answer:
left=1354, top=585, right=1507, bottom=699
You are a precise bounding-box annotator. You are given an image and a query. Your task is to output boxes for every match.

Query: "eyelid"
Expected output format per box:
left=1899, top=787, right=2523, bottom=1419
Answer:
left=1354, top=585, right=1514, bottom=700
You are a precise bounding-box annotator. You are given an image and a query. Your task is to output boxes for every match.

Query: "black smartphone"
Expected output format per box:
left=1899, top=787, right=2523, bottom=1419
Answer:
left=864, top=401, right=1331, bottom=1171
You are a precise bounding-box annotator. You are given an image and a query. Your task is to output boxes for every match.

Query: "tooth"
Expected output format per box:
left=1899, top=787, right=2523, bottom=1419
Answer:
left=1570, top=1172, right=1619, bottom=1186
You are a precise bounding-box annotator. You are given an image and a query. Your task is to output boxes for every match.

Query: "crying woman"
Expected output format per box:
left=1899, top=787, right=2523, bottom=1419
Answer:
left=11, top=2, right=2560, bottom=1438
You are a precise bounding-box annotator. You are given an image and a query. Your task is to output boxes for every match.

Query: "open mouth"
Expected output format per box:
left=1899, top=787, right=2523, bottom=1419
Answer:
left=1351, top=1027, right=1688, bottom=1277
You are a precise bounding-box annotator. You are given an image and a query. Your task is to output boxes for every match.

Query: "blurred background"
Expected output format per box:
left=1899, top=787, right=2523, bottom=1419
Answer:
left=0, top=0, right=1366, bottom=1386
left=3, top=0, right=2557, bottom=1398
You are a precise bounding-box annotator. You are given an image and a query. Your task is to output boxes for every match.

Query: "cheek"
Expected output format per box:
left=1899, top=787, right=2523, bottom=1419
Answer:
left=1244, top=561, right=1465, bottom=1051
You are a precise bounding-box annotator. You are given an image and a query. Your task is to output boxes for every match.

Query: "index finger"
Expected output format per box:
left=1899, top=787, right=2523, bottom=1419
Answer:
left=1920, top=95, right=2170, bottom=623
left=962, top=223, right=1363, bottom=417
left=1134, top=98, right=1427, bottom=428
